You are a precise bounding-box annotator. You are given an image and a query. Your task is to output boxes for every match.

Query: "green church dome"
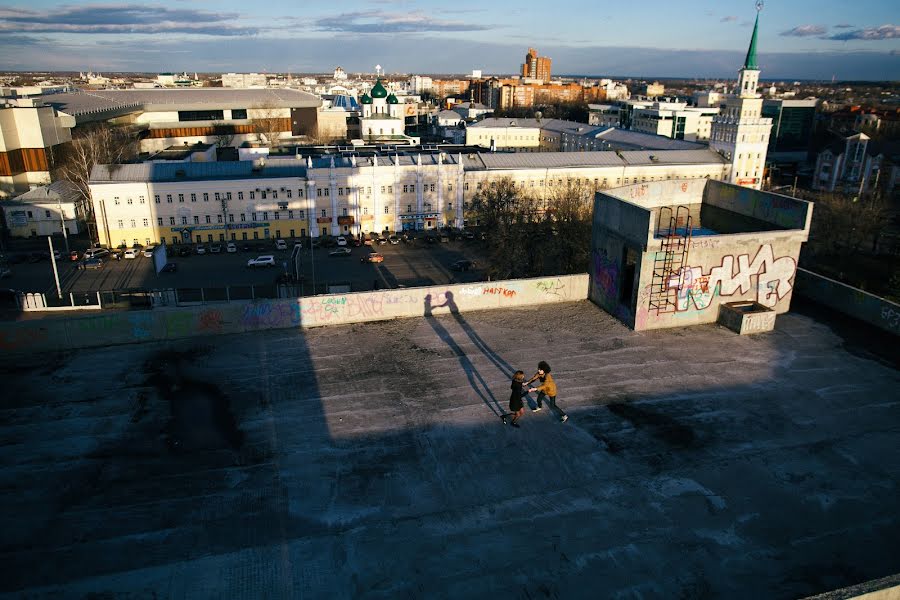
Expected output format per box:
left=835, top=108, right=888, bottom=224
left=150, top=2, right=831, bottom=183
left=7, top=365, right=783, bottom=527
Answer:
left=370, top=79, right=388, bottom=99
left=359, top=93, right=372, bottom=104
left=386, top=93, right=399, bottom=104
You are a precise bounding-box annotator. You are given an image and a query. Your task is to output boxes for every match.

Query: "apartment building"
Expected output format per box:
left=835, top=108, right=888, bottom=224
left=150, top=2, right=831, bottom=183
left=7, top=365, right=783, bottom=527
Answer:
left=630, top=102, right=720, bottom=142
left=521, top=48, right=552, bottom=83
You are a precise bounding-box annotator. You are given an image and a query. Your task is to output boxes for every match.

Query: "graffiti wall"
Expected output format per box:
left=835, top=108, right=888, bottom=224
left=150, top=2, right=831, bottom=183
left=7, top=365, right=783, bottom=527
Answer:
left=0, top=275, right=590, bottom=354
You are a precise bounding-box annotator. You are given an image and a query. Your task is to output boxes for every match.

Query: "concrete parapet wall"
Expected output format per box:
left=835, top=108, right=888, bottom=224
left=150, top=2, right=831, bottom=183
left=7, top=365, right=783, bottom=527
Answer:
left=0, top=274, right=589, bottom=354
left=794, top=268, right=900, bottom=336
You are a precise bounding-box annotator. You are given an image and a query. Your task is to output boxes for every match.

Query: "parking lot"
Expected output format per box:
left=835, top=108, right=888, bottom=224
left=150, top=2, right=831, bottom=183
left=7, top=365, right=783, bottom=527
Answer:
left=0, top=235, right=491, bottom=297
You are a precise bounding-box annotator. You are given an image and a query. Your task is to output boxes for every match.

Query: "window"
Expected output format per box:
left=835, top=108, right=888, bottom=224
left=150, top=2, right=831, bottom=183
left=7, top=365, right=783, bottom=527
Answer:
left=177, top=109, right=224, bottom=121
left=448, top=202, right=453, bottom=211
left=321, top=209, right=327, bottom=217
left=317, top=189, right=322, bottom=197
left=338, top=188, right=344, bottom=196
left=387, top=186, right=392, bottom=194
left=215, top=193, right=220, bottom=201
left=238, top=192, right=244, bottom=200
left=205, top=215, right=211, bottom=224
left=229, top=214, right=234, bottom=222
left=193, top=216, right=199, bottom=224
left=217, top=215, right=223, bottom=223
left=117, top=219, right=124, bottom=228
left=249, top=191, right=255, bottom=200
left=342, top=208, right=348, bottom=216
left=345, top=187, right=350, bottom=195
left=381, top=186, right=385, bottom=194
left=363, top=207, right=368, bottom=215
left=324, top=188, right=329, bottom=197
left=178, top=194, right=184, bottom=203
left=143, top=218, right=149, bottom=227
left=464, top=183, right=469, bottom=191
left=203, top=193, right=209, bottom=202
left=127, top=198, right=133, bottom=205
left=252, top=212, right=257, bottom=221
left=286, top=190, right=292, bottom=198
left=403, top=185, right=409, bottom=193
left=288, top=210, right=293, bottom=219
left=299, top=210, right=305, bottom=219
left=231, top=108, right=247, bottom=119
left=169, top=217, right=175, bottom=225
left=130, top=219, right=136, bottom=228
left=240, top=213, right=246, bottom=222
left=407, top=204, right=412, bottom=212
left=271, top=191, right=277, bottom=199
left=384, top=206, right=389, bottom=214
left=298, top=189, right=304, bottom=198
left=45, top=210, right=51, bottom=218
left=114, top=197, right=120, bottom=205
left=261, top=191, right=267, bottom=199
left=226, top=192, right=232, bottom=200
left=448, top=183, right=453, bottom=192
left=191, top=193, right=197, bottom=202
left=157, top=217, right=163, bottom=226
left=262, top=212, right=268, bottom=220
left=367, top=187, right=371, bottom=195
left=429, top=184, right=435, bottom=192
left=274, top=212, right=280, bottom=220
left=154, top=195, right=160, bottom=204
left=167, top=194, right=173, bottom=203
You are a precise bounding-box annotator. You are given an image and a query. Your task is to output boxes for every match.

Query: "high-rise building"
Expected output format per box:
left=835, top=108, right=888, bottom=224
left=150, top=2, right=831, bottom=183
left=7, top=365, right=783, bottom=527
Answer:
left=709, top=8, right=772, bottom=190
left=521, top=48, right=552, bottom=83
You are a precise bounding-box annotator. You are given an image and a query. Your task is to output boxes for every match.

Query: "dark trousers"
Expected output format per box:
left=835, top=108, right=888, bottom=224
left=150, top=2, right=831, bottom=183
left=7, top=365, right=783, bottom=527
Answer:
left=536, top=392, right=567, bottom=418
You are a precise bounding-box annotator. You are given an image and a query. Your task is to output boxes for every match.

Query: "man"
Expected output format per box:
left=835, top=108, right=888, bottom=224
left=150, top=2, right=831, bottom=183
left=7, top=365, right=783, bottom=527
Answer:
left=527, top=361, right=568, bottom=423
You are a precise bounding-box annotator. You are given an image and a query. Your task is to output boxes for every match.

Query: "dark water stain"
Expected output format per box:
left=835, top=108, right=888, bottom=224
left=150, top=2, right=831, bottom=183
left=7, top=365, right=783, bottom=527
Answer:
left=143, top=348, right=244, bottom=453
left=606, top=402, right=698, bottom=449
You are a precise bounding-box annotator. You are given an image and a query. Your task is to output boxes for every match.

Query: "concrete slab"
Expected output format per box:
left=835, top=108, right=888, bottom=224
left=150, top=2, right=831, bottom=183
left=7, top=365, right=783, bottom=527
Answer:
left=1, top=300, right=898, bottom=599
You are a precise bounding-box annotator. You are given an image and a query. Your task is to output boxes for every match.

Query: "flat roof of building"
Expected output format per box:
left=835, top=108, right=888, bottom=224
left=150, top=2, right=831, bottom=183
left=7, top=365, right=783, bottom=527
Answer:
left=1, top=299, right=897, bottom=597
left=43, top=88, right=321, bottom=119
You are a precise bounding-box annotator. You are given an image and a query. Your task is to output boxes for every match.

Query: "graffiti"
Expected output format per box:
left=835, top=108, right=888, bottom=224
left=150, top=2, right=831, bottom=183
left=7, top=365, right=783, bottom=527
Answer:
left=663, top=244, right=796, bottom=313
left=629, top=184, right=649, bottom=199
left=385, top=294, right=417, bottom=305
left=592, top=249, right=619, bottom=300
left=536, top=278, right=568, bottom=299
left=743, top=312, right=776, bottom=333
left=482, top=286, right=516, bottom=298
left=198, top=309, right=223, bottom=334
left=691, top=239, right=721, bottom=250
left=459, top=286, right=483, bottom=297
left=882, top=306, right=900, bottom=331
left=680, top=183, right=689, bottom=193
left=241, top=301, right=301, bottom=329
left=128, top=313, right=153, bottom=339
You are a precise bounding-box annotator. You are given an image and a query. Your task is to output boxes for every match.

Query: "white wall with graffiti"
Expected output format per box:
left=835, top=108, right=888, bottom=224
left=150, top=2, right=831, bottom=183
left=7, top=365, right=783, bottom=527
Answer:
left=590, top=180, right=813, bottom=331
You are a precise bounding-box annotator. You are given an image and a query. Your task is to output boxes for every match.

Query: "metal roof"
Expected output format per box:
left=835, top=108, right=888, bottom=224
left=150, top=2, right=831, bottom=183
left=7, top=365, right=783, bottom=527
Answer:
left=620, top=149, right=727, bottom=165
left=44, top=88, right=321, bottom=118
left=593, top=128, right=704, bottom=151
left=90, top=161, right=308, bottom=183
left=11, top=181, right=82, bottom=204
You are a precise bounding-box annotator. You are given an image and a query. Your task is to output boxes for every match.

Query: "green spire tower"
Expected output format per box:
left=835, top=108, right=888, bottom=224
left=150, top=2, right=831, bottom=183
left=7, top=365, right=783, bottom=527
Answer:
left=743, top=12, right=760, bottom=70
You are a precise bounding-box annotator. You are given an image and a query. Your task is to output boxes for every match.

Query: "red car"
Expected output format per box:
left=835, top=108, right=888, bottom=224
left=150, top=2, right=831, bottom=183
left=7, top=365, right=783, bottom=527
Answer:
left=361, top=253, right=384, bottom=263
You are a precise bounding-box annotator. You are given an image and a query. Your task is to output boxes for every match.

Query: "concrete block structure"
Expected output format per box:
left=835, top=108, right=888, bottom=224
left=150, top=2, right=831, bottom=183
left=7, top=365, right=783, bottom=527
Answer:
left=589, top=179, right=812, bottom=331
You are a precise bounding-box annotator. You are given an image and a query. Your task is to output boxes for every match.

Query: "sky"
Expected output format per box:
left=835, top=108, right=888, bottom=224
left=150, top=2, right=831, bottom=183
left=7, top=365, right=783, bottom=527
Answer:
left=0, top=0, right=898, bottom=80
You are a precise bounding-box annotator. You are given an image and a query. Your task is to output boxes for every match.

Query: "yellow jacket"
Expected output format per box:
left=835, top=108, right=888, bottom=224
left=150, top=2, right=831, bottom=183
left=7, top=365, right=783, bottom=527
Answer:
left=529, top=372, right=557, bottom=397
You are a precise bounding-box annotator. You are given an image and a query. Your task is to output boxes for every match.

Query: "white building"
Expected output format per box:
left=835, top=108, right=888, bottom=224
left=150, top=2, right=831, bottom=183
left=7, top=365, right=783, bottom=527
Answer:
left=3, top=181, right=81, bottom=238
left=812, top=132, right=898, bottom=195
left=333, top=67, right=348, bottom=81
left=588, top=104, right=622, bottom=128
left=709, top=10, right=772, bottom=190
left=409, top=76, right=434, bottom=95
left=0, top=97, right=74, bottom=198
left=358, top=80, right=410, bottom=143
left=88, top=148, right=730, bottom=246
left=451, top=102, right=493, bottom=121
left=221, top=73, right=268, bottom=88
left=630, top=102, right=720, bottom=142
left=692, top=90, right=723, bottom=108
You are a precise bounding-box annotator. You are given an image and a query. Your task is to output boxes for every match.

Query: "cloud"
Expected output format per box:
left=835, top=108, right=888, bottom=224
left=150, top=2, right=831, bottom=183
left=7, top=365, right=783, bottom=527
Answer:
left=720, top=16, right=738, bottom=23
left=0, top=4, right=258, bottom=36
left=834, top=24, right=854, bottom=29
left=313, top=10, right=491, bottom=33
left=827, top=24, right=900, bottom=40
left=780, top=25, right=828, bottom=37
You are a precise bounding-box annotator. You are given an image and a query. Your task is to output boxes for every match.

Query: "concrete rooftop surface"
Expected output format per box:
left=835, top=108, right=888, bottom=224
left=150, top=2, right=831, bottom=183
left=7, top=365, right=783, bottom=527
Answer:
left=1, top=300, right=899, bottom=599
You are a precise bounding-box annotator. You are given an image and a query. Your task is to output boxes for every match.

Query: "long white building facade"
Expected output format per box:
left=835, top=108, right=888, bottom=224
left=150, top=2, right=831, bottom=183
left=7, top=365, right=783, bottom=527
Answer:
left=89, top=149, right=729, bottom=248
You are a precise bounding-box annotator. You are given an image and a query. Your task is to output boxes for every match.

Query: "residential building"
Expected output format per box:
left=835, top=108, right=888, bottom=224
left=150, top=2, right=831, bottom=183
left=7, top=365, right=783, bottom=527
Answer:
left=709, top=11, right=772, bottom=189
left=646, top=82, right=665, bottom=98
left=409, top=76, right=433, bottom=95
left=521, top=48, right=552, bottom=83
left=0, top=97, right=74, bottom=198
left=812, top=132, right=899, bottom=195
left=3, top=180, right=81, bottom=237
left=499, top=85, right=536, bottom=110
left=432, top=79, right=471, bottom=99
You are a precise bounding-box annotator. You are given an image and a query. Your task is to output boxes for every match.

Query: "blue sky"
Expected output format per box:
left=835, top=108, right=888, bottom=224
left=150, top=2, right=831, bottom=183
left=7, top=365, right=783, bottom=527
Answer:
left=0, top=0, right=897, bottom=79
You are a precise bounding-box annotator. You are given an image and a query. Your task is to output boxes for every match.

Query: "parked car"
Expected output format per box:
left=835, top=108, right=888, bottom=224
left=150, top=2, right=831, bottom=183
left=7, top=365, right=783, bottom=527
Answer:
left=83, top=248, right=110, bottom=260
left=247, top=255, right=275, bottom=268
left=329, top=247, right=352, bottom=257
left=142, top=246, right=156, bottom=257
left=450, top=259, right=476, bottom=272
left=361, top=253, right=384, bottom=263
left=210, top=244, right=222, bottom=254
left=363, top=238, right=373, bottom=246
left=161, top=262, right=177, bottom=273
left=336, top=236, right=348, bottom=247
left=226, top=242, right=237, bottom=253
left=82, top=258, right=104, bottom=270
left=124, top=248, right=138, bottom=259
left=388, top=235, right=400, bottom=245
left=375, top=237, right=388, bottom=245
left=275, top=239, right=287, bottom=250
left=196, top=245, right=207, bottom=255
left=177, top=246, right=191, bottom=257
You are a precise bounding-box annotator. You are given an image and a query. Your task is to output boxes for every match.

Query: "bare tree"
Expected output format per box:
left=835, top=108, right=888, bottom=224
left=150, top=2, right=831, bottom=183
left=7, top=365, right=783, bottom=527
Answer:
left=471, top=177, right=542, bottom=278
left=56, top=125, right=138, bottom=236
left=798, top=189, right=889, bottom=256
left=252, top=103, right=287, bottom=147
left=211, top=122, right=235, bottom=148
left=543, top=179, right=594, bottom=274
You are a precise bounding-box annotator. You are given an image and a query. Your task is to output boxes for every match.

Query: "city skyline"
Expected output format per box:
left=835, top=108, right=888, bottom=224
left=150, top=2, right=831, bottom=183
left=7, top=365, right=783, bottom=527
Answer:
left=0, top=0, right=898, bottom=80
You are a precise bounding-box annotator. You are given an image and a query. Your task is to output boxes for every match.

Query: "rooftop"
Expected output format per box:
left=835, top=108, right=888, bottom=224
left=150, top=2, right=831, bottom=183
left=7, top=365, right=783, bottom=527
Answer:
left=1, top=300, right=897, bottom=597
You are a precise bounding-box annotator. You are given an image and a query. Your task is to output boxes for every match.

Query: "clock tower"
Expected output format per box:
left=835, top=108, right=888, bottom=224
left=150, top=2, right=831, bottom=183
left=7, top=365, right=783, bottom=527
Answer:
left=710, top=1, right=772, bottom=190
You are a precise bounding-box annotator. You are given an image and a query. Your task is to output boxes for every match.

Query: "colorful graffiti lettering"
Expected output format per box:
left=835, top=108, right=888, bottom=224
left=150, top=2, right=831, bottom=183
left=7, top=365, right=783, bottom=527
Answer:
left=482, top=286, right=516, bottom=298
left=241, top=301, right=301, bottom=329
left=198, top=309, right=223, bottom=334
left=535, top=278, right=569, bottom=299
left=664, top=244, right=796, bottom=312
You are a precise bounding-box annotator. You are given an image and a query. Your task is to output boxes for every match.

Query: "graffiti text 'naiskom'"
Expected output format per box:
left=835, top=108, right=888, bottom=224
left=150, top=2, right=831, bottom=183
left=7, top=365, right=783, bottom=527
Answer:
left=666, top=243, right=796, bottom=312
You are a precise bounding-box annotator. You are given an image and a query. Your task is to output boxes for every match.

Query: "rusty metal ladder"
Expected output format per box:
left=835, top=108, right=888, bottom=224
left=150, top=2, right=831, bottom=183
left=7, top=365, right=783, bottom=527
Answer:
left=648, top=206, right=693, bottom=314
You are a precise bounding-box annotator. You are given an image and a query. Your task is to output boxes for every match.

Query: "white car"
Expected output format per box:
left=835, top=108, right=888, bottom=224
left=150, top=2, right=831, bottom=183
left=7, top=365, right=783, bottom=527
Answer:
left=226, top=242, right=237, bottom=253
left=336, top=236, right=348, bottom=247
left=275, top=239, right=287, bottom=250
left=142, top=246, right=156, bottom=257
left=247, top=255, right=275, bottom=268
left=124, top=248, right=138, bottom=259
